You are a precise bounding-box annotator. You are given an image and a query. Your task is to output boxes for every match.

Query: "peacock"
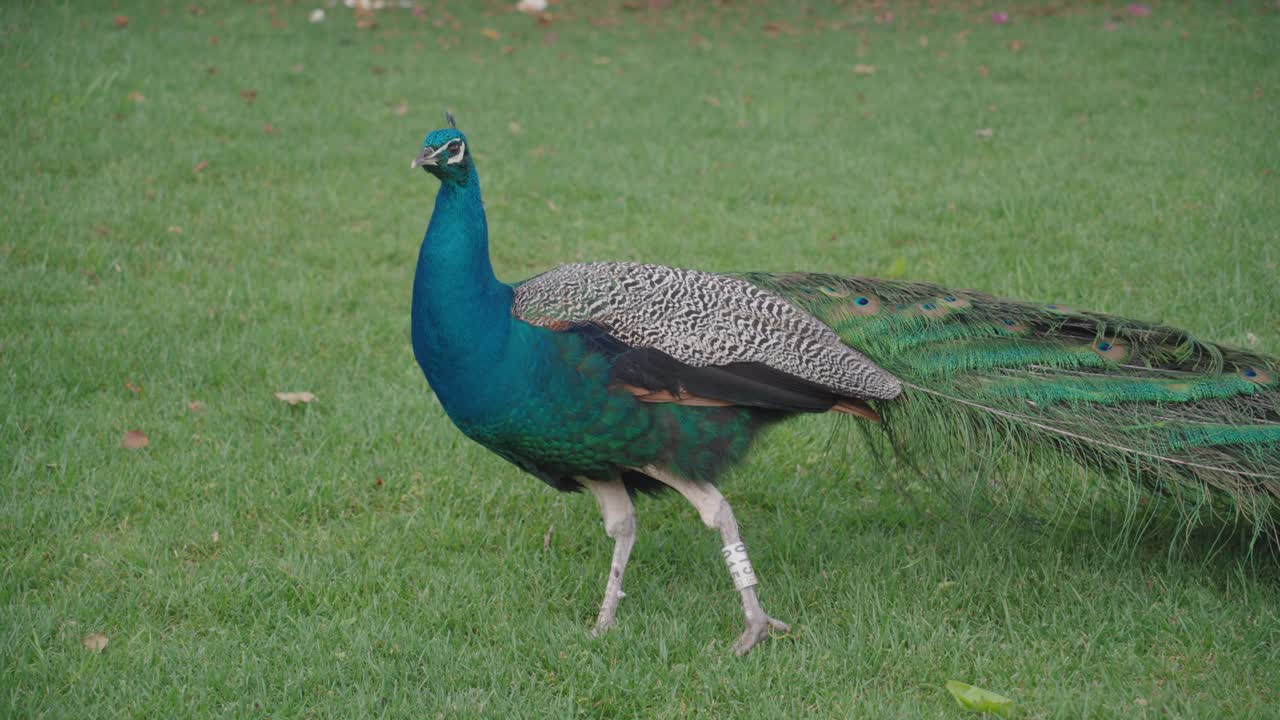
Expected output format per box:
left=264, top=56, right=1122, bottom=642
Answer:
left=408, top=116, right=1280, bottom=655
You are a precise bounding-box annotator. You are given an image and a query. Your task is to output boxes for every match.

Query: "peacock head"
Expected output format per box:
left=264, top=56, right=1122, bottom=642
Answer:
left=412, top=112, right=472, bottom=186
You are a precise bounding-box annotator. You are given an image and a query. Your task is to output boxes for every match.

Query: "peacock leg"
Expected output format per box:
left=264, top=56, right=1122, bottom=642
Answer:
left=581, top=477, right=637, bottom=636
left=640, top=466, right=790, bottom=656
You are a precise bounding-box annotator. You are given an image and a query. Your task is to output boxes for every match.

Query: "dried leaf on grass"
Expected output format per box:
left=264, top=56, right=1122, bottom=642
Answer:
left=83, top=633, right=109, bottom=652
left=121, top=430, right=149, bottom=450
left=274, top=391, right=316, bottom=405
left=761, top=21, right=790, bottom=37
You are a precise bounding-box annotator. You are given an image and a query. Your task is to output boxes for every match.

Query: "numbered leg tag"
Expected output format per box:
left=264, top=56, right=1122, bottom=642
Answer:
left=721, top=542, right=758, bottom=591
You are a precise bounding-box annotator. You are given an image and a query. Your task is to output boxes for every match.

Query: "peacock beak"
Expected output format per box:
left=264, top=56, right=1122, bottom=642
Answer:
left=411, top=145, right=446, bottom=170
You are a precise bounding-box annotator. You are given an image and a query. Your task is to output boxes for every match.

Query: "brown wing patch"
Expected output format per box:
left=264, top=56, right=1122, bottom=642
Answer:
left=618, top=383, right=882, bottom=420
left=831, top=399, right=882, bottom=422
left=617, top=383, right=735, bottom=407
left=524, top=316, right=578, bottom=332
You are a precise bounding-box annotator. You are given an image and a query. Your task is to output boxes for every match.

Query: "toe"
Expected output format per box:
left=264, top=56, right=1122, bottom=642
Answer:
left=732, top=624, right=769, bottom=656
left=731, top=616, right=790, bottom=656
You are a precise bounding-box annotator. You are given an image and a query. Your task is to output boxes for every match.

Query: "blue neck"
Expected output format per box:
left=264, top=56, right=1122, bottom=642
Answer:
left=410, top=164, right=514, bottom=392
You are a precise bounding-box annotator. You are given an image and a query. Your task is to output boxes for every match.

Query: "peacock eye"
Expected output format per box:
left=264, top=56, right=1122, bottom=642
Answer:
left=448, top=140, right=462, bottom=154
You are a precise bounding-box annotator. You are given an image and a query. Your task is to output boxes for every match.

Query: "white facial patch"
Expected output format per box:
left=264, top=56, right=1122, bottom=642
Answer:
left=721, top=542, right=758, bottom=591
left=446, top=140, right=467, bottom=165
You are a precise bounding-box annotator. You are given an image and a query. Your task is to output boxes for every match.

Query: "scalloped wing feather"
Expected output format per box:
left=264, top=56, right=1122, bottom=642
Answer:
left=512, top=262, right=902, bottom=401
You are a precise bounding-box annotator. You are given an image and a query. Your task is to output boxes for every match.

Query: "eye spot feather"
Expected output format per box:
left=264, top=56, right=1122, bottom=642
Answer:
left=1091, top=338, right=1129, bottom=362
left=995, top=318, right=1029, bottom=334
left=939, top=294, right=972, bottom=309
left=918, top=301, right=949, bottom=318
left=847, top=293, right=880, bottom=315
left=1239, top=366, right=1274, bottom=384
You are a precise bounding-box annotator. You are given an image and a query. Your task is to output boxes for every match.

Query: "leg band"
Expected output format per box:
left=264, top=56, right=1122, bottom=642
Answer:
left=721, top=542, right=758, bottom=591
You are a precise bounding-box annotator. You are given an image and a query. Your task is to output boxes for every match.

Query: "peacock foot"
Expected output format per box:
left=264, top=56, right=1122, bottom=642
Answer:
left=590, top=615, right=617, bottom=638
left=732, top=615, right=790, bottom=656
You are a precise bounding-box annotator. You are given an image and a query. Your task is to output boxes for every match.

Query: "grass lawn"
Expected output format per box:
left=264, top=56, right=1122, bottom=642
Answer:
left=4, top=0, right=1280, bottom=717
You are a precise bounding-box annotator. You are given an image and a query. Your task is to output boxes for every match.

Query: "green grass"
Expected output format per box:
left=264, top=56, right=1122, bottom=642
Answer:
left=3, top=1, right=1279, bottom=717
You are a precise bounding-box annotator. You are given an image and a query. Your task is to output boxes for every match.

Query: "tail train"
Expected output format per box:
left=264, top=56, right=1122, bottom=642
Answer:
left=741, top=272, right=1280, bottom=525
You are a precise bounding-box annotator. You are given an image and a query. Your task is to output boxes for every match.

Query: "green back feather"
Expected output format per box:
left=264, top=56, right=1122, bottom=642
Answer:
left=736, top=272, right=1280, bottom=527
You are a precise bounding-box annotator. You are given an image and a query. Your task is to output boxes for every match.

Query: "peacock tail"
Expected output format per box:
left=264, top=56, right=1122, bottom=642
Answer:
left=738, top=271, right=1280, bottom=524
